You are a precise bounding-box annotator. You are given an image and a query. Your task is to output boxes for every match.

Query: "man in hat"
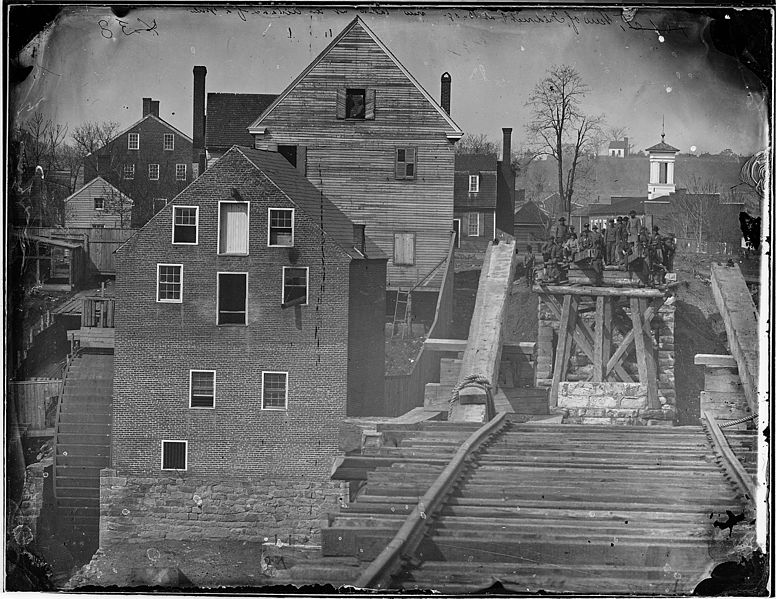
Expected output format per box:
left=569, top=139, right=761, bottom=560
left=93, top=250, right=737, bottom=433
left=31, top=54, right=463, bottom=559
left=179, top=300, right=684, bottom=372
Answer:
left=579, top=223, right=592, bottom=250
left=604, top=218, right=617, bottom=265
left=590, top=225, right=604, bottom=285
left=555, top=217, right=568, bottom=244
left=662, top=232, right=676, bottom=272
left=617, top=216, right=629, bottom=267
left=648, top=225, right=665, bottom=285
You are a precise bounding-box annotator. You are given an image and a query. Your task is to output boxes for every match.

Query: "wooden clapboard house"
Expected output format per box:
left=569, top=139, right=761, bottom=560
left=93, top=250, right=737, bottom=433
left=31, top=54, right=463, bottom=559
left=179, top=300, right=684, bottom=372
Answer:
left=245, top=16, right=463, bottom=291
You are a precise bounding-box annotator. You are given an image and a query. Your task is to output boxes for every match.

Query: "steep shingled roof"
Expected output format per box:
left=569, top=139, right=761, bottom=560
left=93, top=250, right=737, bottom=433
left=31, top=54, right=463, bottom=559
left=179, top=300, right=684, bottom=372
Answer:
left=235, top=147, right=384, bottom=260
left=205, top=93, right=278, bottom=149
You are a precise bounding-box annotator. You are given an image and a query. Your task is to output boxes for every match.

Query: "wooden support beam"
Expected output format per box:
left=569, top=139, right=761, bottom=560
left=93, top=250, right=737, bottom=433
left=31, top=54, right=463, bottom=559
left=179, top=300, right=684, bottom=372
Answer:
left=630, top=298, right=659, bottom=407
left=694, top=354, right=738, bottom=368
left=605, top=298, right=663, bottom=379
left=550, top=294, right=573, bottom=407
left=534, top=284, right=665, bottom=298
left=424, top=338, right=468, bottom=352
left=640, top=299, right=660, bottom=409
left=593, top=296, right=605, bottom=382
left=602, top=296, right=612, bottom=380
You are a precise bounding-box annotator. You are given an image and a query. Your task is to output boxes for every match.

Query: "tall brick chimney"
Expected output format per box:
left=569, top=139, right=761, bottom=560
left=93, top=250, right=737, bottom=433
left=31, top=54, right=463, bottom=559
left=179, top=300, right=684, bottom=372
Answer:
left=142, top=97, right=152, bottom=117
left=502, top=127, right=512, bottom=166
left=193, top=66, right=207, bottom=164
left=624, top=136, right=629, bottom=157
left=150, top=100, right=160, bottom=118
left=440, top=72, right=451, bottom=115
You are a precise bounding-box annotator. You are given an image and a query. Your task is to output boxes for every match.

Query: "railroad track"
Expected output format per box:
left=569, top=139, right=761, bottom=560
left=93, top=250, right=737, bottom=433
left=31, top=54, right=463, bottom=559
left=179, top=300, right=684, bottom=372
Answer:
left=277, top=416, right=752, bottom=593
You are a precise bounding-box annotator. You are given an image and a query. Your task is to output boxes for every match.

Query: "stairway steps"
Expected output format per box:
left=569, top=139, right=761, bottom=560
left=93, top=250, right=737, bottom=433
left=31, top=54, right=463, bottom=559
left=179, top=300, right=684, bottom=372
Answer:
left=55, top=486, right=100, bottom=498
left=56, top=466, right=104, bottom=478
left=56, top=445, right=110, bottom=458
left=55, top=455, right=110, bottom=467
left=58, top=412, right=112, bottom=424
left=55, top=476, right=102, bottom=488
left=57, top=422, right=112, bottom=434
left=55, top=433, right=111, bottom=445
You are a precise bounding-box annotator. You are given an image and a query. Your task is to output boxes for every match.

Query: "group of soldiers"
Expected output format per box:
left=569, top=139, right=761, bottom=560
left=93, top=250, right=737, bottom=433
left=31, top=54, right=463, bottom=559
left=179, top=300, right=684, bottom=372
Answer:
left=536, top=211, right=676, bottom=286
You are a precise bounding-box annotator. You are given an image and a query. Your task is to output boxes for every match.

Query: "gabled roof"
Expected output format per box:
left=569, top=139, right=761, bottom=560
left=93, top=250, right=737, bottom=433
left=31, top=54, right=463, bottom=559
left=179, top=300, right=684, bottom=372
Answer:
left=63, top=176, right=134, bottom=205
left=584, top=196, right=647, bottom=216
left=515, top=200, right=550, bottom=227
left=455, top=154, right=497, bottom=172
left=608, top=140, right=627, bottom=149
left=86, top=114, right=192, bottom=157
left=205, top=93, right=278, bottom=149
left=248, top=16, right=463, bottom=138
left=235, top=147, right=384, bottom=260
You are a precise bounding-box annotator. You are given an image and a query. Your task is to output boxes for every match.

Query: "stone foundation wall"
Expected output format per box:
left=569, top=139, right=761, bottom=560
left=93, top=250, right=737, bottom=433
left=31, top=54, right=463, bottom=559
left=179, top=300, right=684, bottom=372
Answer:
left=13, top=458, right=52, bottom=539
left=558, top=382, right=674, bottom=425
left=537, top=294, right=676, bottom=425
left=99, top=469, right=348, bottom=547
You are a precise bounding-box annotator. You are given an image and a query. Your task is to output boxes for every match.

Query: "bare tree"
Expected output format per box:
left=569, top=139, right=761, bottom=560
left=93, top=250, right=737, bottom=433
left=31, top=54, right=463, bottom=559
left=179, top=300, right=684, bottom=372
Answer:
left=525, top=65, right=604, bottom=221
left=455, top=133, right=499, bottom=155
left=103, top=185, right=134, bottom=229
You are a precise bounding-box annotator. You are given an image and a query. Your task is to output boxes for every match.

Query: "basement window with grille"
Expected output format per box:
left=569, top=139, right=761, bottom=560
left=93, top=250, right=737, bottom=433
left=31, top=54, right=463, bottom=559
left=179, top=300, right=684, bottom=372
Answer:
left=189, top=370, right=215, bottom=408
left=262, top=372, right=288, bottom=410
left=161, top=440, right=187, bottom=470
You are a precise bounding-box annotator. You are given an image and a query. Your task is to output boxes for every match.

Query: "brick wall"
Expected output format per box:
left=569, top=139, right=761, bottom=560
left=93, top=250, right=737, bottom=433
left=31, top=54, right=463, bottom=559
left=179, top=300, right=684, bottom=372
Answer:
left=100, top=468, right=347, bottom=546
left=113, top=150, right=356, bottom=478
left=84, top=116, right=194, bottom=226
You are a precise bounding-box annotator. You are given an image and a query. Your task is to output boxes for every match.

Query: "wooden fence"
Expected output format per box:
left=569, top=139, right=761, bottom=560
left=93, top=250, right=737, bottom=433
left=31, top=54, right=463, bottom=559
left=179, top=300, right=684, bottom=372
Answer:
left=384, top=233, right=456, bottom=416
left=676, top=237, right=739, bottom=256
left=22, top=227, right=135, bottom=275
left=9, top=378, right=62, bottom=430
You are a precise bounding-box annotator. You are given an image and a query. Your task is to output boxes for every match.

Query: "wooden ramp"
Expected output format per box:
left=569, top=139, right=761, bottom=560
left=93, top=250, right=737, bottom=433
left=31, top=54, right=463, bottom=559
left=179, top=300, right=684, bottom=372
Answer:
left=450, top=241, right=517, bottom=422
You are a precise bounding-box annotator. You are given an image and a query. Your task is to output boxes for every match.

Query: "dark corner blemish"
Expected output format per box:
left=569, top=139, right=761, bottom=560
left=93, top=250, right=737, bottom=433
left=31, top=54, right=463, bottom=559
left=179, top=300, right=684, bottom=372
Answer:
left=111, top=6, right=133, bottom=19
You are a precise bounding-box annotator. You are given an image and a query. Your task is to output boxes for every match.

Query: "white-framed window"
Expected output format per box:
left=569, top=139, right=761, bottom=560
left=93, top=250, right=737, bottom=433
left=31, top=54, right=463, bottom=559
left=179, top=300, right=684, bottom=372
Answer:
left=128, top=133, right=139, bottom=150
left=393, top=232, right=415, bottom=266
left=164, top=133, right=174, bottom=151
left=268, top=208, right=294, bottom=247
left=94, top=197, right=104, bottom=211
left=469, top=174, right=480, bottom=193
left=261, top=372, right=288, bottom=410
left=157, top=264, right=183, bottom=303
left=468, top=213, right=480, bottom=237
left=176, top=164, right=187, bottom=181
left=189, top=370, right=215, bottom=409
left=282, top=267, right=309, bottom=308
left=149, top=164, right=160, bottom=180
left=161, top=440, right=187, bottom=470
left=395, top=148, right=416, bottom=180
left=123, top=164, right=135, bottom=180
left=218, top=201, right=249, bottom=254
left=172, top=206, right=198, bottom=244
left=217, top=272, right=248, bottom=325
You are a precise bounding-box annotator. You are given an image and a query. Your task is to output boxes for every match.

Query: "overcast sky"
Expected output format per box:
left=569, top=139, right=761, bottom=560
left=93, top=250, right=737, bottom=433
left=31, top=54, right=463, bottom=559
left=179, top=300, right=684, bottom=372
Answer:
left=11, top=5, right=769, bottom=155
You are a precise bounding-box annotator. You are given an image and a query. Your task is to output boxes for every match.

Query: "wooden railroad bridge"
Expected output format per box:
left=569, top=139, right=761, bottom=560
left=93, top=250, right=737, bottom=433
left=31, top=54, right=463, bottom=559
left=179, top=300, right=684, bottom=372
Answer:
left=274, top=242, right=762, bottom=592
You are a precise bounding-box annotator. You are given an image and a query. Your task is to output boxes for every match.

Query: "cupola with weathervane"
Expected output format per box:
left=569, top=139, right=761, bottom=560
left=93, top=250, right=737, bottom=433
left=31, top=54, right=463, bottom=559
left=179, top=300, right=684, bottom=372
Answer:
left=645, top=122, right=679, bottom=199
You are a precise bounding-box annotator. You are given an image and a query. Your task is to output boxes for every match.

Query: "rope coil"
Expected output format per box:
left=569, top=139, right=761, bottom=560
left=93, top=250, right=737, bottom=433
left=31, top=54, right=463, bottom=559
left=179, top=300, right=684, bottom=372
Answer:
left=449, top=373, right=493, bottom=413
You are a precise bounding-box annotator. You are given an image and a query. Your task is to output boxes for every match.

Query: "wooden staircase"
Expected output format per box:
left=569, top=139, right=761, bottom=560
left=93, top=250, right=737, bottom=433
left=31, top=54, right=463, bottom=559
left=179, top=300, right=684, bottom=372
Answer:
left=53, top=350, right=113, bottom=539
left=286, top=420, right=749, bottom=593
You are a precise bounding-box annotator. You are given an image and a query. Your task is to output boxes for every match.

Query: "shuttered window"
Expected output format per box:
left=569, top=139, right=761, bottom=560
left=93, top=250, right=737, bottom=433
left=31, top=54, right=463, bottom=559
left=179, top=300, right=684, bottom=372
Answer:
left=337, top=89, right=375, bottom=120
left=268, top=208, right=294, bottom=247
left=468, top=213, right=480, bottom=237
left=189, top=370, right=215, bottom=408
left=218, top=202, right=249, bottom=254
left=394, top=232, right=415, bottom=266
left=157, top=264, right=182, bottom=302
left=395, top=148, right=416, bottom=180
left=217, top=272, right=247, bottom=325
left=161, top=440, right=187, bottom=470
left=659, top=162, right=668, bottom=184
left=282, top=267, right=308, bottom=308
left=173, top=206, right=198, bottom=244
left=262, top=372, right=288, bottom=410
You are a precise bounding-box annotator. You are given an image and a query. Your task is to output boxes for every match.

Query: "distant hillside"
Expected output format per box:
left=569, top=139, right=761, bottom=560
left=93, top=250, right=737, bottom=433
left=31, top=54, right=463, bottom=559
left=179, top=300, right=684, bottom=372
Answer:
left=518, top=155, right=750, bottom=205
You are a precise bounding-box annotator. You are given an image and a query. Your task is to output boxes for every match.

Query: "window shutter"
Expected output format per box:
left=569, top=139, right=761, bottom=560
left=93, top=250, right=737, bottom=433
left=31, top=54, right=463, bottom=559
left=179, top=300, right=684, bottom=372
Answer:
left=395, top=149, right=405, bottom=179
left=365, top=89, right=375, bottom=120
left=296, top=145, right=307, bottom=176
left=404, top=234, right=415, bottom=265
left=336, top=89, right=346, bottom=119
left=406, top=147, right=415, bottom=179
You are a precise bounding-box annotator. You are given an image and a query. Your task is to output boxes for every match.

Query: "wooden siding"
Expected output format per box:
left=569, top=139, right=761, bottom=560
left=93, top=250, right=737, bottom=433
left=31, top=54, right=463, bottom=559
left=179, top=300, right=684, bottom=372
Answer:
left=23, top=227, right=136, bottom=275
left=65, top=179, right=133, bottom=228
left=9, top=378, right=61, bottom=430
left=257, top=23, right=455, bottom=289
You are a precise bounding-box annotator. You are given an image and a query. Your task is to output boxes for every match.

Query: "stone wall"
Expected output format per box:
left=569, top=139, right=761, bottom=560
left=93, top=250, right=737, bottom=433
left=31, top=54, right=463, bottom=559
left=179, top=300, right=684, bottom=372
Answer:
left=13, top=458, right=52, bottom=539
left=100, top=469, right=348, bottom=547
left=537, top=294, right=676, bottom=425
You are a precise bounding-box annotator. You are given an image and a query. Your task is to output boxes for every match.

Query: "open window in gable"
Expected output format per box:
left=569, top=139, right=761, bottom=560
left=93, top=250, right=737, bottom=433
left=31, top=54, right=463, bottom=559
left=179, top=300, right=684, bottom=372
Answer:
left=218, top=201, right=249, bottom=254
left=268, top=208, right=294, bottom=247
left=337, top=89, right=375, bottom=120
left=172, top=206, right=198, bottom=244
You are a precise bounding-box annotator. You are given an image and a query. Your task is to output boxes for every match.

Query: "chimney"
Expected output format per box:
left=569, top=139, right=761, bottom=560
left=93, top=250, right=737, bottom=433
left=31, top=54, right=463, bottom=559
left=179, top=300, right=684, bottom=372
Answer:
left=142, top=97, right=152, bottom=117
left=502, top=128, right=512, bottom=167
left=150, top=100, right=160, bottom=118
left=440, top=72, right=451, bottom=115
left=624, top=136, right=629, bottom=156
left=193, top=66, right=207, bottom=162
left=353, top=224, right=366, bottom=255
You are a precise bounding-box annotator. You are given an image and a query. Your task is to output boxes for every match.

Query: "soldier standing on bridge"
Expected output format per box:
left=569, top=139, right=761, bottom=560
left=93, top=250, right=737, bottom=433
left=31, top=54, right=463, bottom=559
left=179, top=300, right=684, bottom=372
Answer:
left=648, top=225, right=666, bottom=285
left=555, top=217, right=568, bottom=244
left=604, top=219, right=617, bottom=265
left=616, top=217, right=628, bottom=267
left=579, top=223, right=592, bottom=249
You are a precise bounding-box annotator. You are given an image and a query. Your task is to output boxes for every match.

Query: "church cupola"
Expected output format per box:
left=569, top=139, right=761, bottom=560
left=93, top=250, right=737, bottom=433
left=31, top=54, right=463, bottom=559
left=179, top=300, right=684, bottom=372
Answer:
left=645, top=131, right=679, bottom=199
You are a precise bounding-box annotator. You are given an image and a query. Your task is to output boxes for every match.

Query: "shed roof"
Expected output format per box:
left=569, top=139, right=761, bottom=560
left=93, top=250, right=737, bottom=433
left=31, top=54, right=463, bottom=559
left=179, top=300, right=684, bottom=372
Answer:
left=455, top=154, right=497, bottom=172
left=205, top=93, right=278, bottom=149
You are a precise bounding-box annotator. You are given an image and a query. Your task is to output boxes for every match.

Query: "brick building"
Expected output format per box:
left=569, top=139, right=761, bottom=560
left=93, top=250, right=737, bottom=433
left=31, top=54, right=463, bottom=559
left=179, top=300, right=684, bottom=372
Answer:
left=84, top=98, right=194, bottom=227
left=105, top=145, right=386, bottom=544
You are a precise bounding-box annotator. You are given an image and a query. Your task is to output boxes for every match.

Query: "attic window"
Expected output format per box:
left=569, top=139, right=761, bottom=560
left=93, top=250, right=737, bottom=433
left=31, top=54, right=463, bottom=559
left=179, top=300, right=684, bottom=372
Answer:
left=94, top=197, right=105, bottom=211
left=164, top=134, right=174, bottom=151
left=337, top=89, right=375, bottom=120
left=469, top=175, right=480, bottom=193
left=128, top=133, right=139, bottom=150
left=268, top=208, right=294, bottom=247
